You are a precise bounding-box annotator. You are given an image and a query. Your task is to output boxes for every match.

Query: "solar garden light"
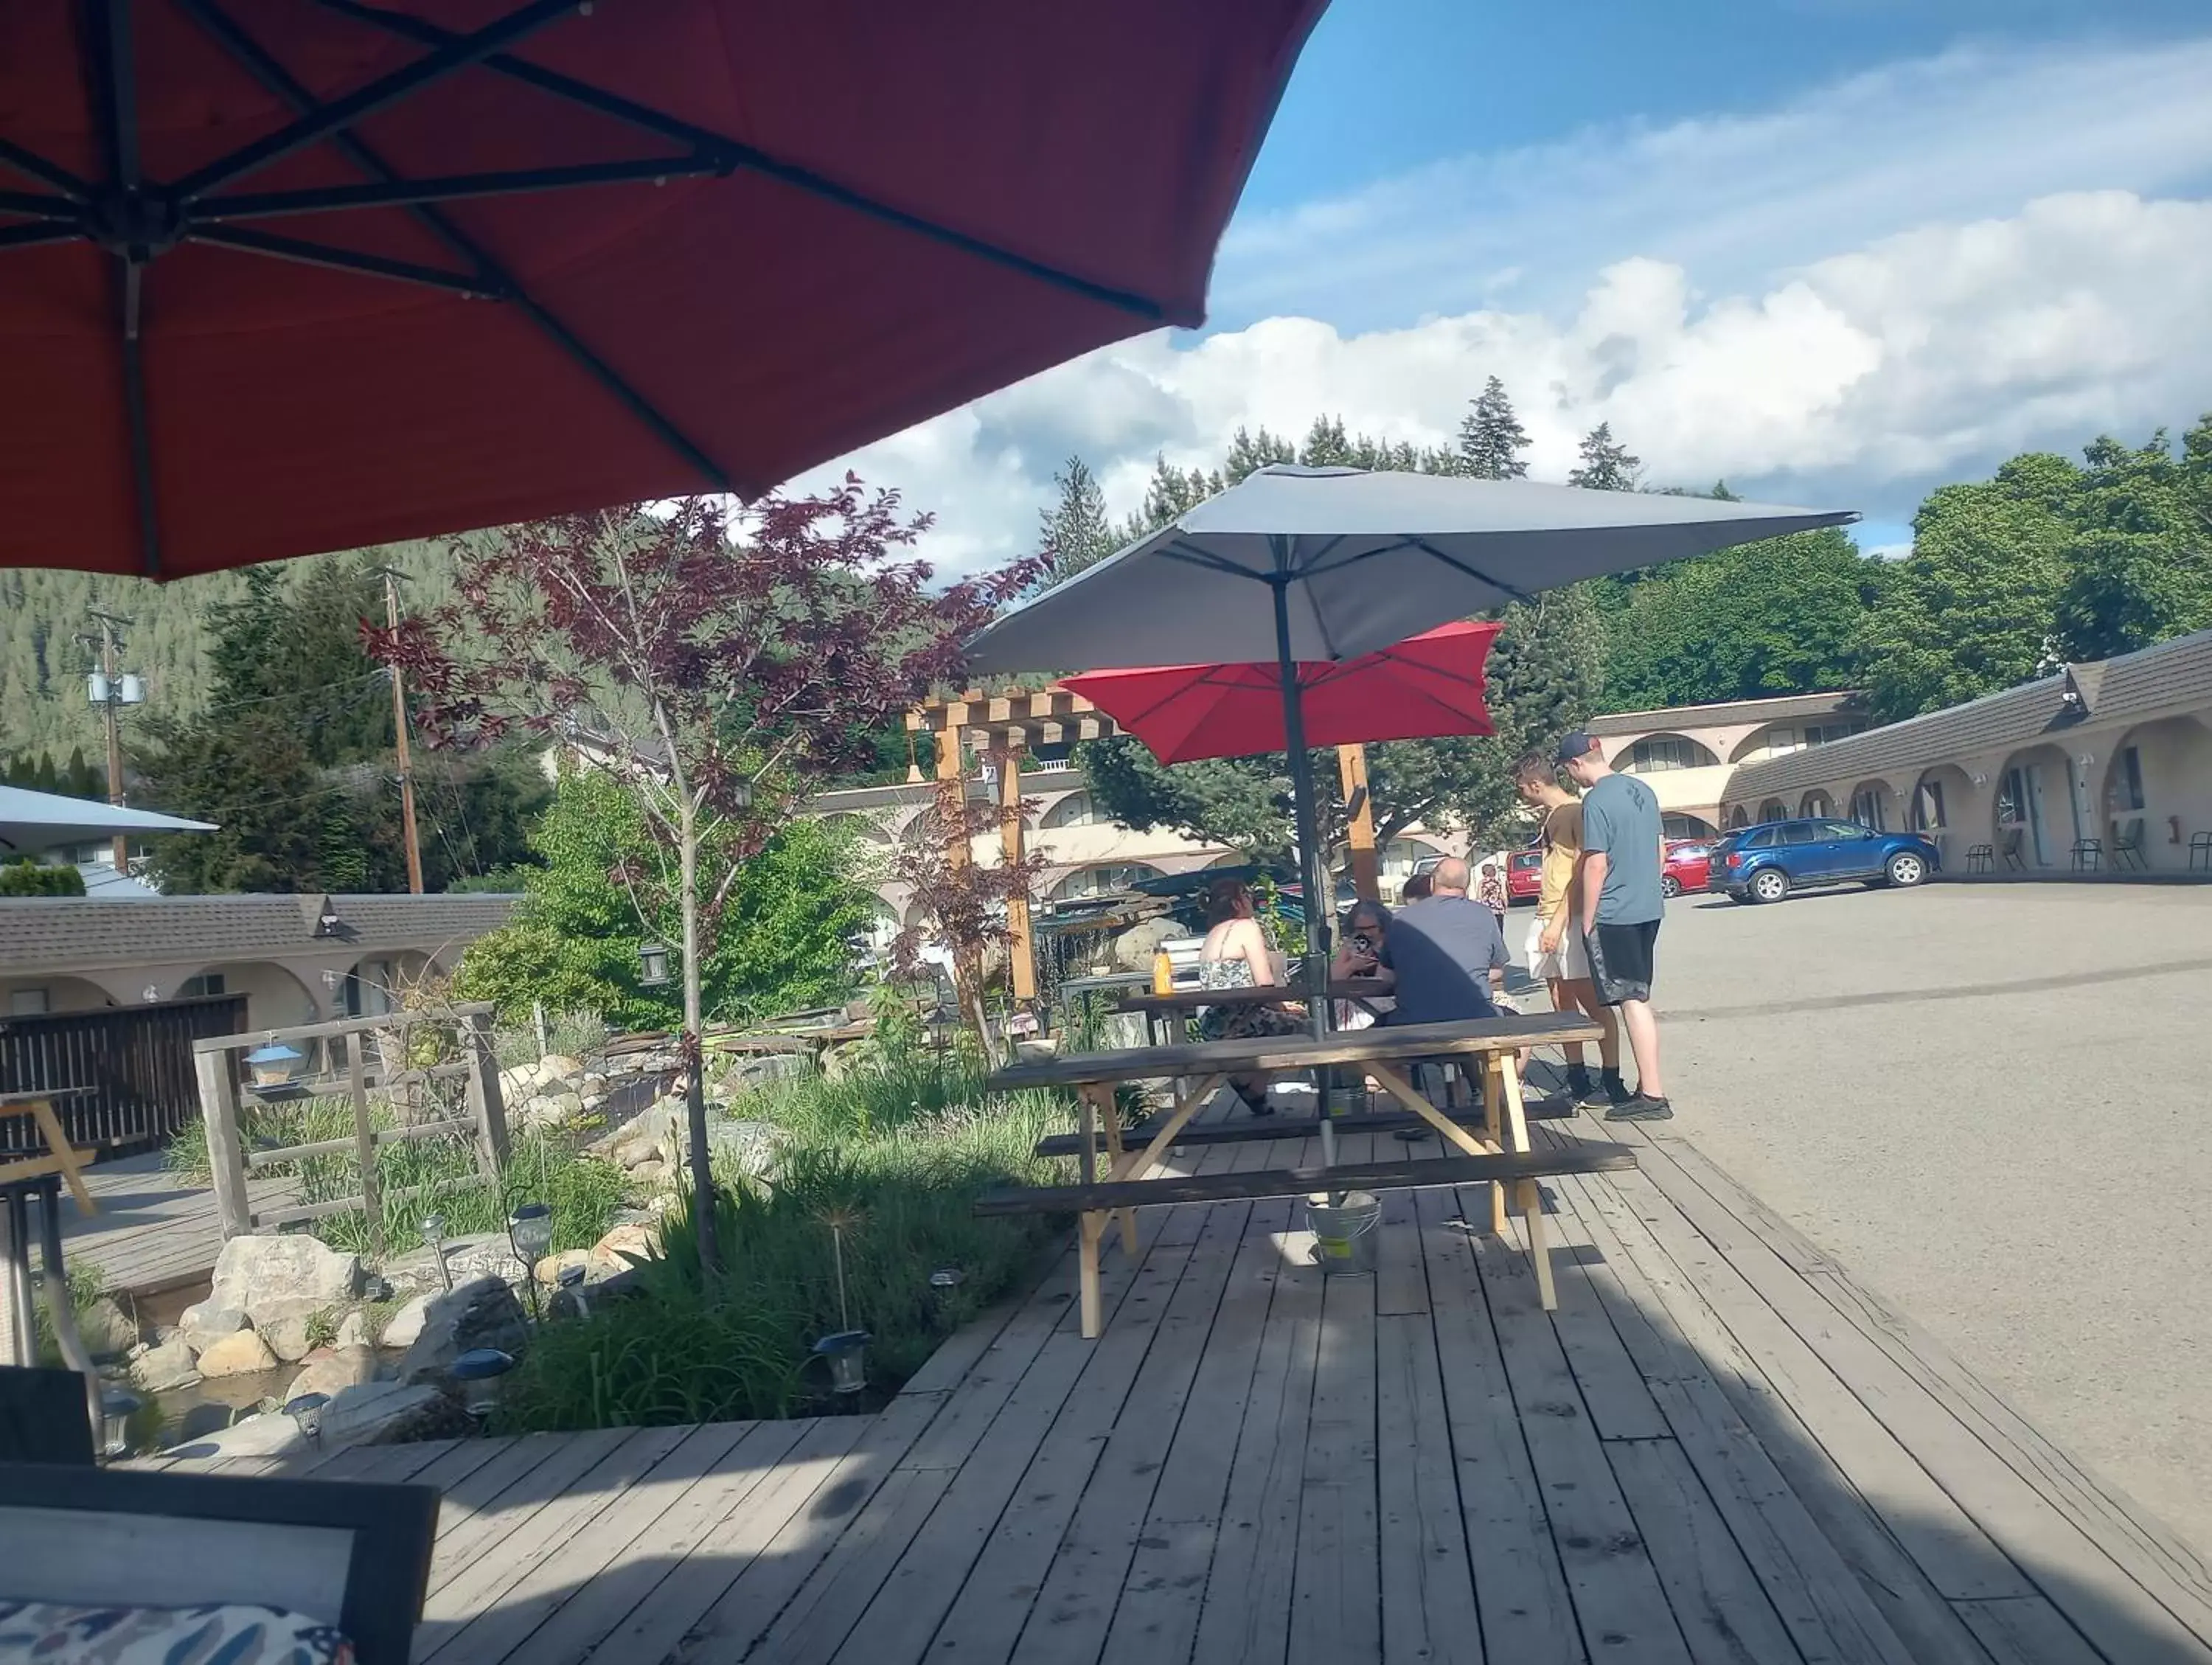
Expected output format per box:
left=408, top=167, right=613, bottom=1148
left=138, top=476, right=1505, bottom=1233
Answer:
left=284, top=1391, right=331, bottom=1450
left=508, top=1203, right=554, bottom=1321
left=99, top=1388, right=142, bottom=1460
left=928, top=1266, right=964, bottom=1300
left=420, top=1213, right=451, bottom=1292
left=449, top=1348, right=515, bottom=1424
left=810, top=1329, right=872, bottom=1395
left=557, top=1261, right=589, bottom=1319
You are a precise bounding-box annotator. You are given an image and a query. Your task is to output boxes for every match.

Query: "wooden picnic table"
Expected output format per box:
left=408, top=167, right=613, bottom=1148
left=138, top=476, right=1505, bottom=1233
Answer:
left=984, top=1012, right=1623, bottom=1336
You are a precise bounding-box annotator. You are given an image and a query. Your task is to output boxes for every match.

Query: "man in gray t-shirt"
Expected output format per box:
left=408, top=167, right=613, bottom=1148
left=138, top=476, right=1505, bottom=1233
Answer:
left=1557, top=731, right=1672, bottom=1122
left=1377, top=856, right=1508, bottom=1025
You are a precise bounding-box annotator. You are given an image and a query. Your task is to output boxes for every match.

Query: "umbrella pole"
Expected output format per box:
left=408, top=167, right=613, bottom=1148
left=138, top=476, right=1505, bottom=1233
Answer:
left=1270, top=574, right=1338, bottom=1171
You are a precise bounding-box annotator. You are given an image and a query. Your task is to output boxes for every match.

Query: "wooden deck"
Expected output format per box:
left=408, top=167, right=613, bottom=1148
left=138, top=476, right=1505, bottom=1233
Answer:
left=150, top=1105, right=2212, bottom=1665
left=60, top=1153, right=295, bottom=1296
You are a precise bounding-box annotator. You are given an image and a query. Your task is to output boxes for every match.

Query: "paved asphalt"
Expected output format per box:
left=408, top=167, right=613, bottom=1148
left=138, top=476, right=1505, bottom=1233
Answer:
left=1512, top=879, right=2212, bottom=1555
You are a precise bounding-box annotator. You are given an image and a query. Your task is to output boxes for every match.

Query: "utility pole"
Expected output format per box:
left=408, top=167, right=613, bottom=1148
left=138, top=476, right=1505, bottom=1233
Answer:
left=83, top=611, right=144, bottom=874
left=374, top=569, right=425, bottom=894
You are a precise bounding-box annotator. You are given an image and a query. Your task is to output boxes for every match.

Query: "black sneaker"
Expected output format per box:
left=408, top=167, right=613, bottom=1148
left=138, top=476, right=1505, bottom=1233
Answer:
left=1605, top=1094, right=1674, bottom=1122
left=1583, top=1072, right=1631, bottom=1110
left=1564, top=1067, right=1595, bottom=1100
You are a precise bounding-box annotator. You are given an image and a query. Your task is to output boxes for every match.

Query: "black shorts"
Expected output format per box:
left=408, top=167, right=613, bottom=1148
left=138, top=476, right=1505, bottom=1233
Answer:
left=1584, top=920, right=1660, bottom=1006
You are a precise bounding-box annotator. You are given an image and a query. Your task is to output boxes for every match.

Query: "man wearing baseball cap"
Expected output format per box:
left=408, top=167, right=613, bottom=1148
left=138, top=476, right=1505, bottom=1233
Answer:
left=1554, top=730, right=1672, bottom=1120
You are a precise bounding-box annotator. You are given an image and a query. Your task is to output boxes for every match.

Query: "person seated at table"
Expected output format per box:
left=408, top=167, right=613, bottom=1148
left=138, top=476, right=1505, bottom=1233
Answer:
left=1329, top=898, right=1397, bottom=1029
left=1400, top=870, right=1433, bottom=901
left=1197, top=876, right=1302, bottom=1116
left=1369, top=856, right=1507, bottom=1024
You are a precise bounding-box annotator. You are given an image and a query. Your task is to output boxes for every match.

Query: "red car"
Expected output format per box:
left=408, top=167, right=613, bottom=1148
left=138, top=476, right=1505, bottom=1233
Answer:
left=1663, top=838, right=1714, bottom=897
left=1506, top=848, right=1545, bottom=905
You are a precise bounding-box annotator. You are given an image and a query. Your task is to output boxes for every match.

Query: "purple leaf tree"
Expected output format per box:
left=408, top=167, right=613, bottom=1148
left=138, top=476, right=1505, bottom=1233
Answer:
left=369, top=486, right=1038, bottom=1272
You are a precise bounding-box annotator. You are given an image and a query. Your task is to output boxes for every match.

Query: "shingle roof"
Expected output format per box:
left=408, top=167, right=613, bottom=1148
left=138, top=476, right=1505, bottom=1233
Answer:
left=1585, top=691, right=1863, bottom=737
left=1724, top=628, right=2212, bottom=802
left=0, top=892, right=517, bottom=974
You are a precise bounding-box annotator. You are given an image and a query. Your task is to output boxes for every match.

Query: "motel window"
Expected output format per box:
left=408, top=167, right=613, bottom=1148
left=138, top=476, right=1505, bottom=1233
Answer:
left=1624, top=736, right=1715, bottom=772
left=1804, top=722, right=1862, bottom=747
left=1997, top=768, right=2028, bottom=827
left=1912, top=781, right=1947, bottom=830
left=8, top=989, right=50, bottom=1017
left=178, top=973, right=227, bottom=998
left=2110, top=747, right=2145, bottom=813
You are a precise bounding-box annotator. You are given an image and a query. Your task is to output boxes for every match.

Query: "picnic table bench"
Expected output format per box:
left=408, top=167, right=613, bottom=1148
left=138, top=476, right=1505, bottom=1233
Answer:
left=981, top=1012, right=1632, bottom=1335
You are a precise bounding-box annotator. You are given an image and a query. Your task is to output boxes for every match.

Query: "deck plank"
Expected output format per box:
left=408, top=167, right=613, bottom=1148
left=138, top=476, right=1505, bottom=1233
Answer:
left=1287, top=1255, right=1381, bottom=1665
left=1375, top=1303, right=1483, bottom=1665
left=1412, top=1181, right=1584, bottom=1665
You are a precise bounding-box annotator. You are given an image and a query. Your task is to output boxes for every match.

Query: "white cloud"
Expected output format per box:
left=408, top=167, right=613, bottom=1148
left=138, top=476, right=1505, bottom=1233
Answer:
left=792, top=38, right=2212, bottom=577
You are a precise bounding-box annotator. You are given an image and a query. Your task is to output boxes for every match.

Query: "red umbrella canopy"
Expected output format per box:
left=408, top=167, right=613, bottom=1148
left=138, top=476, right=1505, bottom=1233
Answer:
left=0, top=1, right=1326, bottom=580
left=1062, top=620, right=1500, bottom=765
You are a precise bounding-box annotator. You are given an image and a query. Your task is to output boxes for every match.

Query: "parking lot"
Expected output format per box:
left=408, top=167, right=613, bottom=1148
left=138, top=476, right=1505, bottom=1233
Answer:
left=1548, top=880, right=2212, bottom=1554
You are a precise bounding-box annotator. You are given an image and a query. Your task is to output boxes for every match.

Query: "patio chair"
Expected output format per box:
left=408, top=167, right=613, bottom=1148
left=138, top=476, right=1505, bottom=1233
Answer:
left=2070, top=838, right=2103, bottom=873
left=2192, top=831, right=2212, bottom=873
left=2000, top=828, right=2027, bottom=871
left=1965, top=844, right=1994, bottom=875
left=0, top=1461, right=436, bottom=1665
left=2110, top=818, right=2148, bottom=872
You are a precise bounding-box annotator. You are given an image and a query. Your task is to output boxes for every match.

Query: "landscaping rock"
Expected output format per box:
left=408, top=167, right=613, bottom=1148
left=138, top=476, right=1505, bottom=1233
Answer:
left=538, top=1052, right=585, bottom=1084
left=334, top=1310, right=372, bottom=1349
left=132, top=1337, right=200, bottom=1394
left=196, top=1328, right=279, bottom=1379
left=379, top=1292, right=434, bottom=1352
left=76, top=1296, right=139, bottom=1360
left=397, top=1276, right=529, bottom=1386
left=1111, top=915, right=1182, bottom=971
left=258, top=1313, right=321, bottom=1363
left=178, top=1301, right=248, bottom=1355
left=209, top=1235, right=361, bottom=1335
left=380, top=1231, right=527, bottom=1299
left=706, top=1118, right=779, bottom=1178
left=285, top=1346, right=378, bottom=1402
left=589, top=1223, right=657, bottom=1276
left=325, top=1380, right=448, bottom=1445
left=627, top=1158, right=669, bottom=1186
left=534, top=1248, right=591, bottom=1287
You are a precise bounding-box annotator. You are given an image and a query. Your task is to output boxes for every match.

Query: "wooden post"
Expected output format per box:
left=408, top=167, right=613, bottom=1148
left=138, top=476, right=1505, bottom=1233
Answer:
left=1339, top=743, right=1381, bottom=903
left=998, top=744, right=1036, bottom=1004
left=344, top=1038, right=383, bottom=1259
left=462, top=1007, right=509, bottom=1178
left=194, top=1047, right=252, bottom=1240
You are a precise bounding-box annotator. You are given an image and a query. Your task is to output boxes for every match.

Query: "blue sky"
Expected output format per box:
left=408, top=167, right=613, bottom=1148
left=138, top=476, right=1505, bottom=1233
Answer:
left=813, top=1, right=2212, bottom=570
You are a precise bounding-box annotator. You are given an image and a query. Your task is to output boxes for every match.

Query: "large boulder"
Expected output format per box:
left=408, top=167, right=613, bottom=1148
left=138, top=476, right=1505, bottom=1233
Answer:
left=209, top=1235, right=362, bottom=1338
left=196, top=1328, right=279, bottom=1379
left=1111, top=915, right=1183, bottom=971
left=588, top=1222, right=657, bottom=1278
left=132, top=1337, right=200, bottom=1394
left=538, top=1053, right=585, bottom=1085
left=397, top=1276, right=529, bottom=1386
left=380, top=1231, right=527, bottom=1300
left=259, top=1313, right=324, bottom=1363
left=169, top=1380, right=446, bottom=1459
left=284, top=1346, right=378, bottom=1402
left=75, top=1296, right=139, bottom=1360
left=178, top=1301, right=248, bottom=1355
left=706, top=1119, right=779, bottom=1179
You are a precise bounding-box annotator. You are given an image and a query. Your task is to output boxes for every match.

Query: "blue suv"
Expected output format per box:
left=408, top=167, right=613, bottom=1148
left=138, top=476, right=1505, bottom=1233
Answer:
left=1718, top=818, right=1940, bottom=904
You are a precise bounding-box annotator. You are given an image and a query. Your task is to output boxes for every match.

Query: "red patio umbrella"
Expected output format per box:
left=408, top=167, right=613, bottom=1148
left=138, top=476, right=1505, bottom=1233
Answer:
left=0, top=1, right=1324, bottom=580
left=1060, top=620, right=1500, bottom=764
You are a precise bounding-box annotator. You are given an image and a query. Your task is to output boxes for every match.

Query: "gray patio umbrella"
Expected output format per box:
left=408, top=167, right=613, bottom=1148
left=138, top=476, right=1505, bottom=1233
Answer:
left=967, top=464, right=1857, bottom=1052
left=0, top=785, right=215, bottom=854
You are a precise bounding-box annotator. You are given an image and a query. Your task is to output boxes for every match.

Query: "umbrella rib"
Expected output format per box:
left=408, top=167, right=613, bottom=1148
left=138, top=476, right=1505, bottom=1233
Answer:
left=187, top=224, right=510, bottom=299
left=307, top=0, right=1176, bottom=324
left=195, top=156, right=728, bottom=220
left=1409, top=536, right=1537, bottom=604
left=0, top=189, right=76, bottom=220
left=0, top=137, right=89, bottom=201
left=0, top=222, right=83, bottom=251
left=1158, top=543, right=1261, bottom=580
left=168, top=0, right=583, bottom=201
left=175, top=0, right=735, bottom=494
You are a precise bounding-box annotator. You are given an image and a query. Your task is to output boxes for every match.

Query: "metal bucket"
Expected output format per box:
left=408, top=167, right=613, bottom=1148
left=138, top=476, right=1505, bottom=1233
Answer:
left=1305, top=1191, right=1381, bottom=1276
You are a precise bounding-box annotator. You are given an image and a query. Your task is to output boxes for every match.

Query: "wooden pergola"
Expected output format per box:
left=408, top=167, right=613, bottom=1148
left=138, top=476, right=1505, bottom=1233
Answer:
left=905, top=687, right=1126, bottom=1004
left=903, top=686, right=1386, bottom=1010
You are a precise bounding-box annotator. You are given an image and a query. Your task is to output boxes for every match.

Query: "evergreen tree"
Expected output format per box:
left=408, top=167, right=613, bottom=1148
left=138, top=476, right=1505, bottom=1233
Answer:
left=63, top=745, right=99, bottom=799
left=1034, top=456, right=1119, bottom=588
left=1455, top=376, right=1531, bottom=479
left=1223, top=425, right=1295, bottom=483
left=1568, top=422, right=1641, bottom=491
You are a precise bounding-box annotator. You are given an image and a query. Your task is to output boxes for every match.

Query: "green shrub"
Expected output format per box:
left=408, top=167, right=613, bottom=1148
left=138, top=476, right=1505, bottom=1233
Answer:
left=0, top=858, right=86, bottom=897
left=493, top=1080, right=1071, bottom=1431
left=166, top=1099, right=627, bottom=1262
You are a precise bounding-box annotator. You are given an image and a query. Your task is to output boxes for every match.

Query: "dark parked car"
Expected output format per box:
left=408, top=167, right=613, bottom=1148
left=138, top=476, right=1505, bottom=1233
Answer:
left=1719, top=818, right=1939, bottom=904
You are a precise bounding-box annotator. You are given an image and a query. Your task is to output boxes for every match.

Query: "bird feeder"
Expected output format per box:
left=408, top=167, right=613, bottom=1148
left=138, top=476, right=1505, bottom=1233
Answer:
left=243, top=1043, right=305, bottom=1090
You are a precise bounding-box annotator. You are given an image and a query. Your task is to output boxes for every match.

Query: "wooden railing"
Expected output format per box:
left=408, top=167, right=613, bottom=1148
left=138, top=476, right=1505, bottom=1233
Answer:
left=0, top=994, right=249, bottom=1155
left=192, top=1004, right=508, bottom=1250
